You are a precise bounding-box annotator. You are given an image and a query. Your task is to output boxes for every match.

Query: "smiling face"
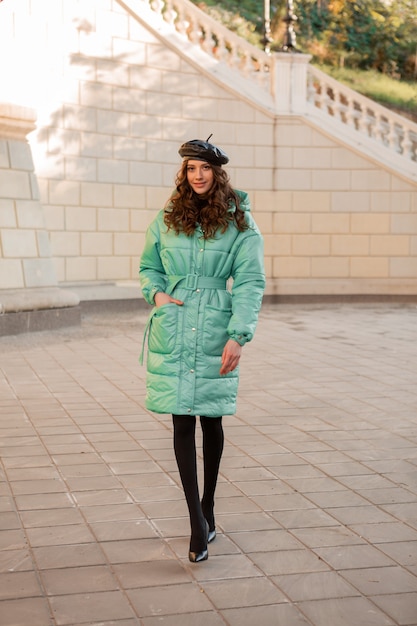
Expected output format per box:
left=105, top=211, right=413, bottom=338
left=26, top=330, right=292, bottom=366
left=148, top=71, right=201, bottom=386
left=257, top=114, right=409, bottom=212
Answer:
left=186, top=160, right=214, bottom=195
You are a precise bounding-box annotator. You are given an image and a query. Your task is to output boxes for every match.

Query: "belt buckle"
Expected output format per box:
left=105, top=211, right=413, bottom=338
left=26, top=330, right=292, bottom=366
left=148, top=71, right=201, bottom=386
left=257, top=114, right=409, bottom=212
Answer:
left=185, top=274, right=198, bottom=290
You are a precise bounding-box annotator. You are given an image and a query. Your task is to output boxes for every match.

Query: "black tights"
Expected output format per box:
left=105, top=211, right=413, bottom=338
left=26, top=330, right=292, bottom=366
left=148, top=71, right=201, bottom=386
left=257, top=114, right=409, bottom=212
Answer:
left=172, top=414, right=224, bottom=552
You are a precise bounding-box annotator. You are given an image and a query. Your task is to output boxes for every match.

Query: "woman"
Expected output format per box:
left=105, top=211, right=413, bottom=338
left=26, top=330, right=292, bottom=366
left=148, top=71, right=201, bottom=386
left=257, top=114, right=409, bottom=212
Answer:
left=139, top=137, right=265, bottom=562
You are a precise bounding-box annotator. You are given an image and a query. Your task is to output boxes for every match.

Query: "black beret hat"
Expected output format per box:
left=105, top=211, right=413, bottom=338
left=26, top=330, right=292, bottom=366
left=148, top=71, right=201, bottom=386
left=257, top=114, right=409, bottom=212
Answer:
left=178, top=138, right=229, bottom=166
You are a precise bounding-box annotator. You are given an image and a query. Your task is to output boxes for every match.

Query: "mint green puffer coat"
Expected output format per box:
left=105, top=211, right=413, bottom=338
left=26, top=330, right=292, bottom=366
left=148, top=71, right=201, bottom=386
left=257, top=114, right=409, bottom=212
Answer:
left=139, top=190, right=265, bottom=417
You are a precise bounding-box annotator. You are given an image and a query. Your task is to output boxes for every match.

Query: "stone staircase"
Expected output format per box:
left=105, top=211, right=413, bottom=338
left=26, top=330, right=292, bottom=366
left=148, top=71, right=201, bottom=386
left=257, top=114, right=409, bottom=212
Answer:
left=119, top=0, right=417, bottom=183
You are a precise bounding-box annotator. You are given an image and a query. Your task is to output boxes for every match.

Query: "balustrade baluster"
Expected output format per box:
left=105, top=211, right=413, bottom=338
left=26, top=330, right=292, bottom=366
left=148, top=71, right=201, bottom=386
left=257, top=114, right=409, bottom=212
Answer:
left=401, top=128, right=413, bottom=158
left=150, top=0, right=164, bottom=16
left=164, top=0, right=177, bottom=25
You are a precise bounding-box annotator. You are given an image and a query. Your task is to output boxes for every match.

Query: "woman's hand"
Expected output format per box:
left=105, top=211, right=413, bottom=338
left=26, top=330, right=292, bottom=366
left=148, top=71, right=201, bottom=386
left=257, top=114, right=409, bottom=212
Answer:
left=154, top=292, right=184, bottom=307
left=220, top=339, right=242, bottom=375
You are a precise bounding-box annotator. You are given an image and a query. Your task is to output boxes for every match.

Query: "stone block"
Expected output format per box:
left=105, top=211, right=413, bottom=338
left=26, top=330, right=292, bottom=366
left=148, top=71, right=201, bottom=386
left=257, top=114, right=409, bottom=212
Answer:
left=97, top=256, right=130, bottom=280
left=63, top=104, right=97, bottom=132
left=23, top=258, right=58, bottom=287
left=293, top=234, right=330, bottom=256
left=0, top=170, right=31, bottom=199
left=130, top=115, right=162, bottom=140
left=97, top=109, right=129, bottom=135
left=331, top=147, right=372, bottom=169
left=263, top=234, right=291, bottom=256
left=253, top=190, right=291, bottom=212
left=274, top=213, right=311, bottom=234
left=273, top=256, right=311, bottom=278
left=113, top=137, right=146, bottom=160
left=81, top=232, right=113, bottom=255
left=129, top=162, right=163, bottom=186
left=331, top=235, right=369, bottom=256
left=9, top=141, right=34, bottom=170
left=351, top=213, right=390, bottom=234
left=254, top=147, right=274, bottom=168
left=113, top=38, right=146, bottom=65
left=331, top=192, right=370, bottom=213
left=252, top=212, right=273, bottom=234
left=130, top=209, right=157, bottom=232
left=293, top=147, right=332, bottom=169
left=0, top=260, right=24, bottom=289
left=370, top=235, right=409, bottom=256
left=36, top=231, right=52, bottom=257
left=312, top=256, right=350, bottom=277
left=2, top=229, right=37, bottom=257
left=113, top=87, right=146, bottom=114
left=371, top=192, right=411, bottom=213
left=391, top=214, right=417, bottom=234
left=351, top=257, right=389, bottom=278
left=312, top=213, right=350, bottom=234
left=275, top=147, right=293, bottom=168
left=98, top=208, right=129, bottom=232
left=65, top=156, right=97, bottom=182
left=66, top=256, right=97, bottom=282
left=146, top=187, right=170, bottom=211
left=129, top=66, right=162, bottom=91
left=96, top=59, right=129, bottom=87
left=312, top=170, right=350, bottom=190
left=146, top=44, right=181, bottom=71
left=98, top=159, right=128, bottom=184
left=390, top=257, right=417, bottom=278
left=43, top=205, right=65, bottom=230
left=275, top=169, right=312, bottom=191
left=80, top=82, right=113, bottom=109
left=65, top=206, right=96, bottom=231
left=81, top=132, right=112, bottom=158
left=49, top=180, right=80, bottom=206
left=0, top=201, right=16, bottom=227
left=275, top=122, right=313, bottom=147
left=81, top=182, right=113, bottom=207
left=351, top=170, right=391, bottom=191
left=293, top=191, right=331, bottom=213
left=0, top=140, right=9, bottom=167
left=114, top=233, right=142, bottom=255
left=114, top=184, right=146, bottom=209
left=50, top=232, right=80, bottom=256
left=16, top=201, right=45, bottom=228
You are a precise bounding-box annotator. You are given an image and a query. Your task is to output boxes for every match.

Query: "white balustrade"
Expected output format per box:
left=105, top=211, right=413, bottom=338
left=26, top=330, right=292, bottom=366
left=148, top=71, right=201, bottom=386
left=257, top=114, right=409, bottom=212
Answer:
left=142, top=0, right=417, bottom=166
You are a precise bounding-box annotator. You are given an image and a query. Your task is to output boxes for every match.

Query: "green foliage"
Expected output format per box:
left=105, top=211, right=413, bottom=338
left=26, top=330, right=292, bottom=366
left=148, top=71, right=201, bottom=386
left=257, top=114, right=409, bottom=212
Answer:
left=190, top=0, right=417, bottom=119
left=318, top=65, right=417, bottom=120
left=192, top=0, right=417, bottom=81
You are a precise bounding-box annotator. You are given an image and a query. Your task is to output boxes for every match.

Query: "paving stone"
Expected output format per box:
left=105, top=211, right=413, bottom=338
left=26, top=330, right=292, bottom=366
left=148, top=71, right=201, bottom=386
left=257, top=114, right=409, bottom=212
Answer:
left=1, top=303, right=417, bottom=625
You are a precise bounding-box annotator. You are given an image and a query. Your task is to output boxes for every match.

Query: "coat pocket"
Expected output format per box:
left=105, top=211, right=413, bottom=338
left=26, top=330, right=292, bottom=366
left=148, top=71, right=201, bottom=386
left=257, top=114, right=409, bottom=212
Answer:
left=148, top=303, right=179, bottom=354
left=202, top=304, right=232, bottom=356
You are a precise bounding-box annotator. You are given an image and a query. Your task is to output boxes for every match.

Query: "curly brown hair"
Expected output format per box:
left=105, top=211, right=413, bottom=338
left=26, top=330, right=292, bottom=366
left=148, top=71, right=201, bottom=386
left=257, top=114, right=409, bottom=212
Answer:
left=164, top=161, right=249, bottom=239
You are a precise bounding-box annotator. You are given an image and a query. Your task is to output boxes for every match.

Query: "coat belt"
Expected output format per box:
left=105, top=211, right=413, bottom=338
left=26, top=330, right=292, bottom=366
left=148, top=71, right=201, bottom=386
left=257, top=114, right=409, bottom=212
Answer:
left=167, top=274, right=227, bottom=290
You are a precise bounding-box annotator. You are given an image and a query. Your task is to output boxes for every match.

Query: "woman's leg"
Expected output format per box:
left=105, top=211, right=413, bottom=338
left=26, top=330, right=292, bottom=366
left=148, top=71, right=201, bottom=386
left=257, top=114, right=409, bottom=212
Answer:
left=172, top=414, right=207, bottom=553
left=200, top=416, right=224, bottom=532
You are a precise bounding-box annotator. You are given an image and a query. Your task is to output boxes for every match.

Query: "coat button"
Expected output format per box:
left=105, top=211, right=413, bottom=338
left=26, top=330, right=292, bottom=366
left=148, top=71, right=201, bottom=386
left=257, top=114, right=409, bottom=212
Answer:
left=190, top=369, right=194, bottom=373
left=196, top=289, right=200, bottom=293
left=192, top=327, right=196, bottom=331
left=187, top=408, right=191, bottom=413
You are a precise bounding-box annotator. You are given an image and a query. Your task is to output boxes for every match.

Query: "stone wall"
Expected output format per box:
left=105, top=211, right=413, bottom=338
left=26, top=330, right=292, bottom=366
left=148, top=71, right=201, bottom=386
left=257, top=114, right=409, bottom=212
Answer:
left=0, top=0, right=416, bottom=297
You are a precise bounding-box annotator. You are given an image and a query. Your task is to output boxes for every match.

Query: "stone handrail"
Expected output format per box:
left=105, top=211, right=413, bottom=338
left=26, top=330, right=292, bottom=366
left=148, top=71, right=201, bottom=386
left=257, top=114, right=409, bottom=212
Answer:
left=307, top=65, right=417, bottom=163
left=145, top=0, right=272, bottom=92
left=137, top=0, right=417, bottom=168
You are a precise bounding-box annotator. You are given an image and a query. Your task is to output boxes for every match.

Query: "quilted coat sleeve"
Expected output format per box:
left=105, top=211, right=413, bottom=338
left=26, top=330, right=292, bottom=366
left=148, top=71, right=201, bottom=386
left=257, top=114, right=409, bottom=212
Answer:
left=139, top=214, right=168, bottom=305
left=227, top=220, right=266, bottom=346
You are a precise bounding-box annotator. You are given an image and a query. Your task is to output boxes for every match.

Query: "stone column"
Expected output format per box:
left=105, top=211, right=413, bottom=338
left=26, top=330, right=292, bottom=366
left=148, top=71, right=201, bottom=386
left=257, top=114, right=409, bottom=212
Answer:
left=272, top=52, right=312, bottom=114
left=0, top=103, right=79, bottom=335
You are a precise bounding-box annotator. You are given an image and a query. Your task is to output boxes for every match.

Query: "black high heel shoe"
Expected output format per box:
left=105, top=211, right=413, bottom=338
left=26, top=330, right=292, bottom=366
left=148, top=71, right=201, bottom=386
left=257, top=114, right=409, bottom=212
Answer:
left=208, top=528, right=216, bottom=543
left=189, top=521, right=209, bottom=563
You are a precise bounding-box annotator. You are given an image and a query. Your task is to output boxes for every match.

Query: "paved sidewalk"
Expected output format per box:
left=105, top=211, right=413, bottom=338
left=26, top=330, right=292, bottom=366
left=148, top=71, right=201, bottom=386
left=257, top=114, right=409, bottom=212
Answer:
left=0, top=303, right=417, bottom=626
